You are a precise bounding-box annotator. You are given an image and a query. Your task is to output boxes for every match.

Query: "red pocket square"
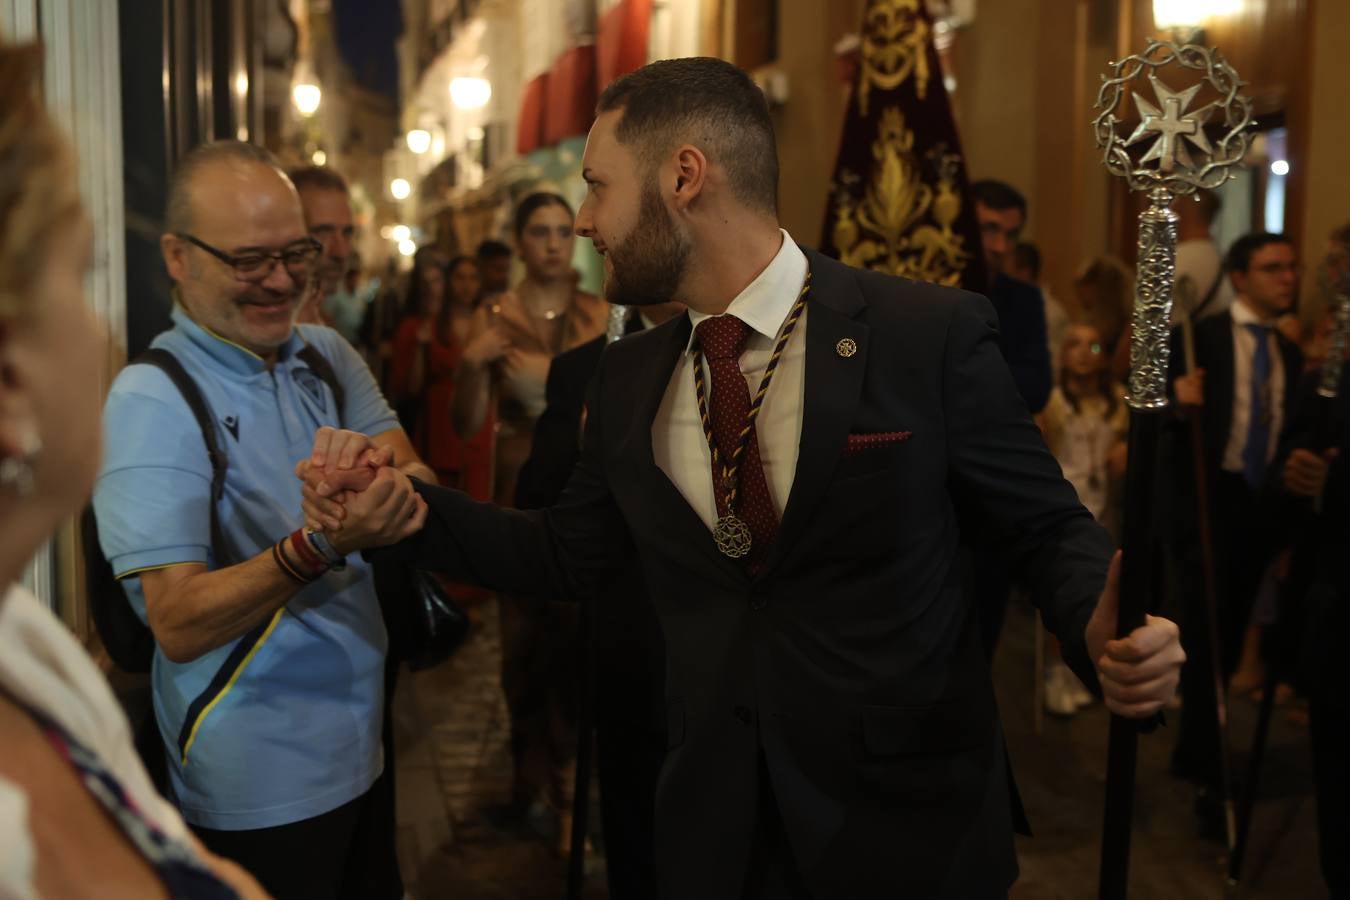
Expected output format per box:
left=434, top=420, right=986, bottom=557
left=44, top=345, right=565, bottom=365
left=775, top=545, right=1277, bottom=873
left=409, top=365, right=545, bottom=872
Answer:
left=845, top=431, right=913, bottom=454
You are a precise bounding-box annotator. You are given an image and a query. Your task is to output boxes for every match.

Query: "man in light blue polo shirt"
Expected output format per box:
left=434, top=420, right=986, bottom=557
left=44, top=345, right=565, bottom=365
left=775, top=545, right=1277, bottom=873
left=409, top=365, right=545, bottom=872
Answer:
left=93, top=141, right=433, bottom=900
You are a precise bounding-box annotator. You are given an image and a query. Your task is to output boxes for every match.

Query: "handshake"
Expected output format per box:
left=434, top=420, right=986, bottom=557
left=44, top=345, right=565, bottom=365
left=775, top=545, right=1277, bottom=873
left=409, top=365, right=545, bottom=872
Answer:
left=293, top=427, right=429, bottom=557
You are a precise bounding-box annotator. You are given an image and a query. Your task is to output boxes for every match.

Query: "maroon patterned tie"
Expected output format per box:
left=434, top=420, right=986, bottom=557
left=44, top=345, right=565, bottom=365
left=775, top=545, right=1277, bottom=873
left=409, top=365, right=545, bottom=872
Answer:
left=694, top=315, right=779, bottom=568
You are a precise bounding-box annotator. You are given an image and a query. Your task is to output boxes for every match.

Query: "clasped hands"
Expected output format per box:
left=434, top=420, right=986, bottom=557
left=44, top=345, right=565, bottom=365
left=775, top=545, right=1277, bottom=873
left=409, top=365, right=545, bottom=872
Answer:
left=294, top=427, right=428, bottom=556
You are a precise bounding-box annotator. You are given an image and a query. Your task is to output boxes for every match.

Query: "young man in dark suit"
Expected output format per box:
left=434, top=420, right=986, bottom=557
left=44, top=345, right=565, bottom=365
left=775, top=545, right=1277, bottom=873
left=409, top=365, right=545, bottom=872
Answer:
left=1272, top=349, right=1347, bottom=897
left=300, top=58, right=1184, bottom=899
left=1167, top=232, right=1303, bottom=831
left=968, top=180, right=1053, bottom=658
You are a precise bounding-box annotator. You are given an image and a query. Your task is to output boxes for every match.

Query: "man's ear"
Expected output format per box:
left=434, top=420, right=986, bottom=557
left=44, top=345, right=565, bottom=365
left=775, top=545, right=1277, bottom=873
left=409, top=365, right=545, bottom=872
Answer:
left=670, top=145, right=708, bottom=212
left=161, top=232, right=188, bottom=284
left=0, top=318, right=39, bottom=466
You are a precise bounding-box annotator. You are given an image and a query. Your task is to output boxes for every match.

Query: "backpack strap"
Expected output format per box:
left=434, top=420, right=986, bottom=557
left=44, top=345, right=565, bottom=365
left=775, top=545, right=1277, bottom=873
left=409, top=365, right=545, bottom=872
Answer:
left=134, top=348, right=232, bottom=566
left=1192, top=267, right=1225, bottom=319
left=296, top=344, right=346, bottom=423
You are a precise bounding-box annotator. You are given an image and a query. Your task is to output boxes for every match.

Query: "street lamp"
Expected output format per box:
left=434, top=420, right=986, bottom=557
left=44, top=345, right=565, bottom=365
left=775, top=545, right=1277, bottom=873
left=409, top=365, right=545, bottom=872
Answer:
left=390, top=178, right=411, bottom=200
left=292, top=82, right=321, bottom=117
left=406, top=129, right=431, bottom=154
left=450, top=77, right=491, bottom=111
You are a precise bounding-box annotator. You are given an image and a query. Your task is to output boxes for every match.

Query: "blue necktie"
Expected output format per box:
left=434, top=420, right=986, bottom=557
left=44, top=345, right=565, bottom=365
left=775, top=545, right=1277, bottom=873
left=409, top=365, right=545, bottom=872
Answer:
left=1243, top=324, right=1272, bottom=488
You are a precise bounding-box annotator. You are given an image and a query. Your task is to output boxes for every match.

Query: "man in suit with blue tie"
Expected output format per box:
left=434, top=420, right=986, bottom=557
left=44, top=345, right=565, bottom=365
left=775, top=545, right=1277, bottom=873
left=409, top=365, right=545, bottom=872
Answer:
left=299, top=58, right=1185, bottom=899
left=1168, top=232, right=1303, bottom=834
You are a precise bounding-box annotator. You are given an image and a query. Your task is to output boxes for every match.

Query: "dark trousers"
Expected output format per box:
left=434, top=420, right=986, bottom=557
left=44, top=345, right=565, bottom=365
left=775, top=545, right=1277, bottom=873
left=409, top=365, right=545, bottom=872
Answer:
left=1173, top=472, right=1280, bottom=785
left=1310, top=688, right=1350, bottom=899
left=193, top=767, right=402, bottom=900
left=594, top=716, right=664, bottom=899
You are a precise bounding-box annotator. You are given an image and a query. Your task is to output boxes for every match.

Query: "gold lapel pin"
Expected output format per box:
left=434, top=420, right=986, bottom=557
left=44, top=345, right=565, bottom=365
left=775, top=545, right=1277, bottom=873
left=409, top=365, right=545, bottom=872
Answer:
left=836, top=338, right=858, bottom=358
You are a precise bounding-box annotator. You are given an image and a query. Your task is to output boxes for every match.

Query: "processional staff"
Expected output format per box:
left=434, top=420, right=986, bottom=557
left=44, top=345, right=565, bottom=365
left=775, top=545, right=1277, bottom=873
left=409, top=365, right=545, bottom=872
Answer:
left=1091, top=38, right=1252, bottom=899
left=1228, top=282, right=1350, bottom=890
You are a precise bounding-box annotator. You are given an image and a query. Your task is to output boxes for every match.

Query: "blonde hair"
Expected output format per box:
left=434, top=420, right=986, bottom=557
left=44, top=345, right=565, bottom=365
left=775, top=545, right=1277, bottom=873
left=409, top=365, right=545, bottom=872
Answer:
left=0, top=41, right=81, bottom=319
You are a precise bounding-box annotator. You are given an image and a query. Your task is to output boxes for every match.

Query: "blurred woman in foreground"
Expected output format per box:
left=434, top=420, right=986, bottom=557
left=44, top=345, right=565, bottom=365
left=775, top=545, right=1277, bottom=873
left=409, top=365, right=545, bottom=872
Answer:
left=0, top=40, right=266, bottom=900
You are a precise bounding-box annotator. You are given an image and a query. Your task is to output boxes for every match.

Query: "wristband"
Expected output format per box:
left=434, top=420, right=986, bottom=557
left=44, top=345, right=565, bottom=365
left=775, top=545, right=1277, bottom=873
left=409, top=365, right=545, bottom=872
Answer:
left=272, top=541, right=314, bottom=584
left=288, top=529, right=330, bottom=576
left=304, top=527, right=347, bottom=570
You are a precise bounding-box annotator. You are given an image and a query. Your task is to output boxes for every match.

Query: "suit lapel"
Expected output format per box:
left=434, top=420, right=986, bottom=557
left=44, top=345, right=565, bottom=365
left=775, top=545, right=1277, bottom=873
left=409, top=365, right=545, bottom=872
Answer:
left=761, top=250, right=869, bottom=577
left=616, top=314, right=747, bottom=584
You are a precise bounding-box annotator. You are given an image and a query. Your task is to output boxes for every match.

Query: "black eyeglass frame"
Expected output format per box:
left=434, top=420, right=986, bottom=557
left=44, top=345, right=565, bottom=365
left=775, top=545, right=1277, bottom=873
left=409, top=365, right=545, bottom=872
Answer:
left=177, top=233, right=323, bottom=282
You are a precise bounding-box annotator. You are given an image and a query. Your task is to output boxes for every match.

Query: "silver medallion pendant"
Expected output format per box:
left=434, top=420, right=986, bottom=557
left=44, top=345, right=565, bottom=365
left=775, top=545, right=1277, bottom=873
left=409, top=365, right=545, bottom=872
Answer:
left=713, top=514, right=753, bottom=559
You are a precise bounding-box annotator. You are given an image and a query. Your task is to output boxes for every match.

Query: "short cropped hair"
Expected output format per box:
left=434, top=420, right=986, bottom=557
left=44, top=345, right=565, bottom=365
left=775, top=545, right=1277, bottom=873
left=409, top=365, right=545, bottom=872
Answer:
left=1225, top=232, right=1294, bottom=274
left=287, top=165, right=349, bottom=197
left=165, top=140, right=282, bottom=234
left=476, top=239, right=511, bottom=261
left=971, top=179, right=1027, bottom=216
left=597, top=57, right=778, bottom=215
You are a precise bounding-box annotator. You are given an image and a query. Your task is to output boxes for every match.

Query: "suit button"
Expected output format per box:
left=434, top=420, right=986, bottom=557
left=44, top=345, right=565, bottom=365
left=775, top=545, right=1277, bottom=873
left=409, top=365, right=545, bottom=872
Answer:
left=749, top=595, right=767, bottom=610
left=733, top=705, right=753, bottom=726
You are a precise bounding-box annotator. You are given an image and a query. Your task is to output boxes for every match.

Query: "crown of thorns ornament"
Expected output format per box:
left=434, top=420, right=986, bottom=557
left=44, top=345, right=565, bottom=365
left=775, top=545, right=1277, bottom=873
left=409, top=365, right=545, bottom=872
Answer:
left=1094, top=39, right=1252, bottom=195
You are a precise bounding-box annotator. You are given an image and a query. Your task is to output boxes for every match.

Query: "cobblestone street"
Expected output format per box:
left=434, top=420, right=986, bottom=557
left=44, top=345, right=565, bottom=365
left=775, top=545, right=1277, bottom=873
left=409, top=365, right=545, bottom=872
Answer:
left=391, top=595, right=1324, bottom=899
left=391, top=598, right=606, bottom=899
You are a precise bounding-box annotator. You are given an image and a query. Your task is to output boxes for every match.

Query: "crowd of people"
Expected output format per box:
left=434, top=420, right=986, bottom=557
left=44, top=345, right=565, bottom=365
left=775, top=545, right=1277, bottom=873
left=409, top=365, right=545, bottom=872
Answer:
left=0, top=36, right=1344, bottom=900
left=975, top=174, right=1350, bottom=893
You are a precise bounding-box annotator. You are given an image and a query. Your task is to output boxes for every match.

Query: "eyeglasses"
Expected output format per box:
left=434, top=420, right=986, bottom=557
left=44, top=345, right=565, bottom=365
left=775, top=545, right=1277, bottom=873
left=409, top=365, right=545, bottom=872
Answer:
left=178, top=233, right=322, bottom=282
left=1252, top=262, right=1300, bottom=276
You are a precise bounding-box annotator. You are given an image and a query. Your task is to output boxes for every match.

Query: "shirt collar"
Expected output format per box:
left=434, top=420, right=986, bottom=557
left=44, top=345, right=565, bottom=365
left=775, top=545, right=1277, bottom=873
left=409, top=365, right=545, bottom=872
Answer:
left=171, top=304, right=303, bottom=375
left=685, top=230, right=809, bottom=351
left=1231, top=297, right=1274, bottom=328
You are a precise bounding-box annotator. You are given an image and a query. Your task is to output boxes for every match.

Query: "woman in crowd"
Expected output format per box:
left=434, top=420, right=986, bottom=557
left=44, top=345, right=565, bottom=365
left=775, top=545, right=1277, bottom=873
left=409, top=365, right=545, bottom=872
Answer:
left=450, top=191, right=606, bottom=854
left=1037, top=322, right=1129, bottom=717
left=390, top=254, right=493, bottom=499
left=0, top=40, right=266, bottom=899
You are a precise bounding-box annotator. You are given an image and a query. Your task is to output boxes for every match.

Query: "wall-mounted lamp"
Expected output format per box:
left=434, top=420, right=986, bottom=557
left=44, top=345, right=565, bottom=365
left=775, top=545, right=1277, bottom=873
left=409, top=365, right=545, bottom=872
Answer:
left=450, top=77, right=492, bottom=111
left=406, top=129, right=431, bottom=155
left=292, top=82, right=321, bottom=117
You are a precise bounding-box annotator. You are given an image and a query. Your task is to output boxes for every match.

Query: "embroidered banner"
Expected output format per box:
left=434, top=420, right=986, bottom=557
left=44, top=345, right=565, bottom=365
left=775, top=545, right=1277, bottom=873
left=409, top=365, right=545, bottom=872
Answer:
left=819, top=0, right=986, bottom=290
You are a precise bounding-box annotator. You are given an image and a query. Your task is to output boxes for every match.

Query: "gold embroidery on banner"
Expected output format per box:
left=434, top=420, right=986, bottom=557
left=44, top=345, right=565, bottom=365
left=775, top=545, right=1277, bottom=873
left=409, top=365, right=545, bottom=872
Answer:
left=831, top=107, right=971, bottom=286
left=858, top=0, right=931, bottom=116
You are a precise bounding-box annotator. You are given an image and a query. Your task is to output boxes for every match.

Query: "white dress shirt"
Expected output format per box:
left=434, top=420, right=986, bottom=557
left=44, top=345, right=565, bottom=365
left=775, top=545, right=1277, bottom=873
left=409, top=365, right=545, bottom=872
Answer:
left=652, top=230, right=809, bottom=530
left=1221, top=298, right=1287, bottom=473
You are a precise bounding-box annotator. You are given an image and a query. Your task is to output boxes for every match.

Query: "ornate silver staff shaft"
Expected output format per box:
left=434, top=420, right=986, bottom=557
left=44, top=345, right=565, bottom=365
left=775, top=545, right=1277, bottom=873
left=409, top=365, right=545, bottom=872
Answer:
left=1317, top=291, right=1350, bottom=399
left=1093, top=38, right=1252, bottom=900
left=1128, top=186, right=1179, bottom=409
left=605, top=303, right=629, bottom=344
